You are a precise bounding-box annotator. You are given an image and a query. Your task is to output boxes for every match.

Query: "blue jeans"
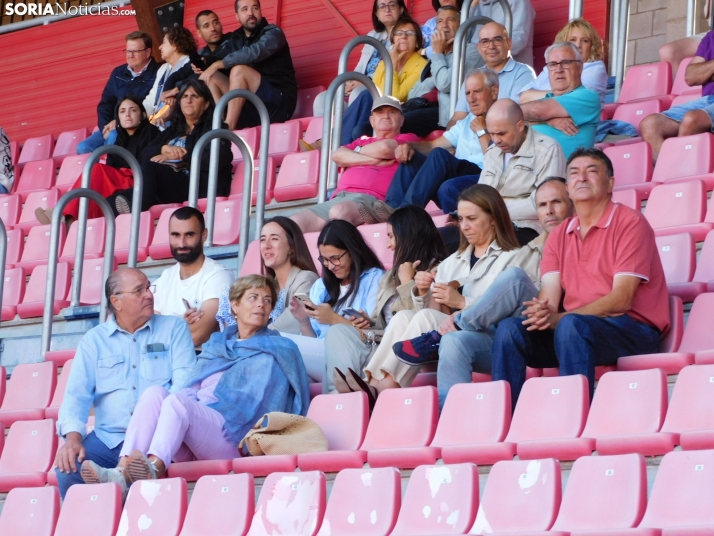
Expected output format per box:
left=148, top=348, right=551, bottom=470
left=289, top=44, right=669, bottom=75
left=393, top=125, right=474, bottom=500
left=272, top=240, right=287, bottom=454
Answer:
left=341, top=91, right=374, bottom=145
left=77, top=129, right=118, bottom=155
left=492, top=313, right=661, bottom=407
left=437, top=267, right=538, bottom=407
left=662, top=95, right=714, bottom=124
left=386, top=148, right=481, bottom=209
left=56, top=431, right=123, bottom=499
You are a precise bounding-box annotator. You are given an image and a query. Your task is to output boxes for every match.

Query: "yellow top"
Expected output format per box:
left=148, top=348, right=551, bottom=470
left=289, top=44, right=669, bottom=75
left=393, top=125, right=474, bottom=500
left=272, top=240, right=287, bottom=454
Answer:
left=372, top=52, right=428, bottom=103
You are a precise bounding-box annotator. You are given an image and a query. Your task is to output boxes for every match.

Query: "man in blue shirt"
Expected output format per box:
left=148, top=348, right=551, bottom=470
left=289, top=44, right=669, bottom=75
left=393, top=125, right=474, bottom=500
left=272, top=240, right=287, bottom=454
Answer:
left=521, top=42, right=601, bottom=158
left=55, top=267, right=196, bottom=498
left=385, top=68, right=499, bottom=215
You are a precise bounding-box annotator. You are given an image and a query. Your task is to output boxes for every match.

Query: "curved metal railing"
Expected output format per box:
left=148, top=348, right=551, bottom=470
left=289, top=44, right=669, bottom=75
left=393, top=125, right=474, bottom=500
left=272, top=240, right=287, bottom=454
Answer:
left=460, top=0, right=512, bottom=32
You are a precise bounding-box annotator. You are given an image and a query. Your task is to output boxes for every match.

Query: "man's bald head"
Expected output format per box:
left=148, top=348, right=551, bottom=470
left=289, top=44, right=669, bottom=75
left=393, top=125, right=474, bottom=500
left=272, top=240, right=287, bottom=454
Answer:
left=477, top=22, right=511, bottom=69
left=486, top=99, right=527, bottom=155
left=478, top=22, right=509, bottom=40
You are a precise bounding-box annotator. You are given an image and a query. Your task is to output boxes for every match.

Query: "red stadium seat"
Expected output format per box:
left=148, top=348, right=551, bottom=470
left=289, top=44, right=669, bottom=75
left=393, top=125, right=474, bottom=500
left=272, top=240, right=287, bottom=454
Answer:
left=265, top=121, right=301, bottom=165
left=179, top=474, right=254, bottom=536
left=238, top=240, right=262, bottom=277
left=645, top=179, right=713, bottom=240
left=359, top=223, right=393, bottom=270
left=671, top=92, right=702, bottom=107
left=45, top=359, right=71, bottom=420
left=304, top=117, right=324, bottom=145
left=15, top=188, right=61, bottom=234
left=5, top=227, right=24, bottom=267
left=656, top=233, right=705, bottom=301
left=232, top=127, right=260, bottom=161
left=605, top=62, right=673, bottom=119
left=612, top=188, right=642, bottom=211
left=605, top=142, right=656, bottom=198
left=653, top=133, right=714, bottom=186
left=54, top=482, right=122, bottom=536
left=120, top=477, right=187, bottom=536
left=685, top=230, right=714, bottom=294
left=660, top=364, right=714, bottom=451
left=44, top=348, right=76, bottom=367
left=148, top=207, right=176, bottom=260
left=60, top=216, right=106, bottom=266
left=293, top=86, right=326, bottom=119
left=247, top=471, right=326, bottom=536
left=9, top=140, right=19, bottom=166
left=149, top=202, right=181, bottom=220
left=0, top=193, right=21, bottom=229
left=209, top=198, right=242, bottom=246
left=52, top=128, right=89, bottom=166
left=273, top=150, right=320, bottom=202
left=0, top=366, right=5, bottom=406
left=73, top=257, right=117, bottom=306
left=14, top=158, right=55, bottom=202
left=0, top=418, right=57, bottom=491
left=114, top=211, right=154, bottom=264
left=231, top=156, right=277, bottom=205
left=303, top=231, right=321, bottom=267
left=16, top=223, right=66, bottom=272
left=17, top=262, right=71, bottom=319
left=17, top=134, right=54, bottom=167
left=1, top=267, right=25, bottom=321
left=613, top=99, right=666, bottom=134
left=671, top=57, right=702, bottom=96
left=660, top=295, right=684, bottom=354
left=316, top=467, right=400, bottom=536
left=55, top=154, right=88, bottom=194
left=391, top=463, right=478, bottom=536
left=0, top=485, right=60, bottom=535
left=0, top=361, right=56, bottom=427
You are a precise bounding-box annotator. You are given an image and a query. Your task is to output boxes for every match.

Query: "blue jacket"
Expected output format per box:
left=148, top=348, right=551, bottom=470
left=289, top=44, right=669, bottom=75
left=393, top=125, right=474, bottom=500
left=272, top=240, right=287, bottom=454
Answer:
left=96, top=58, right=160, bottom=129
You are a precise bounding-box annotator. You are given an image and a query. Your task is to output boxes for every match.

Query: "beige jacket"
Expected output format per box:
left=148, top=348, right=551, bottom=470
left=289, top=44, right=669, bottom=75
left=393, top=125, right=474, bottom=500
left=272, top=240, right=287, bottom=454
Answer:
left=479, top=126, right=566, bottom=232
left=270, top=266, right=320, bottom=334
left=511, top=232, right=547, bottom=289
left=371, top=270, right=416, bottom=329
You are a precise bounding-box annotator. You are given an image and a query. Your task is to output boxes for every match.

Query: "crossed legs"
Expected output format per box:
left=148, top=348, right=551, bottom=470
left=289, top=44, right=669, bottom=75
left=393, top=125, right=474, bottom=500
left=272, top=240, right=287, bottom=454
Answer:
left=204, top=65, right=263, bottom=130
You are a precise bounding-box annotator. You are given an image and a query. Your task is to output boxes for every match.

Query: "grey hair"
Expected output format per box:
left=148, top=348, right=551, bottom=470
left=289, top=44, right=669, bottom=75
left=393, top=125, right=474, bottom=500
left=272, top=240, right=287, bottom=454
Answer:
left=464, top=67, right=499, bottom=89
left=544, top=41, right=583, bottom=63
left=105, top=270, right=124, bottom=314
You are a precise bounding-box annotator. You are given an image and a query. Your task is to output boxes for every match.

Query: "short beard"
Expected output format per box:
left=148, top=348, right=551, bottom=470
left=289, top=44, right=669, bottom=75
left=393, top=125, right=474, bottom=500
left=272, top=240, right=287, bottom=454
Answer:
left=171, top=244, right=203, bottom=264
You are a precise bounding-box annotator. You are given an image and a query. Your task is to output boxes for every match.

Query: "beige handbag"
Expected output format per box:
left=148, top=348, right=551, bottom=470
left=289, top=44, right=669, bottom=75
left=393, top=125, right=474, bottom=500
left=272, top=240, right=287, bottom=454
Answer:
left=238, top=412, right=328, bottom=456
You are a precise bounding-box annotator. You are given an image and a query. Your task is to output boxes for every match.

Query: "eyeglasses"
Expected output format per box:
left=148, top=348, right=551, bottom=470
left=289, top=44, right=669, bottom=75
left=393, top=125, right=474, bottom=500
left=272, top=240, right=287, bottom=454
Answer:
left=546, top=59, right=581, bottom=71
left=377, top=2, right=399, bottom=10
left=317, top=250, right=348, bottom=267
left=124, top=48, right=149, bottom=56
left=115, top=284, right=156, bottom=297
left=478, top=36, right=506, bottom=47
left=394, top=30, right=417, bottom=37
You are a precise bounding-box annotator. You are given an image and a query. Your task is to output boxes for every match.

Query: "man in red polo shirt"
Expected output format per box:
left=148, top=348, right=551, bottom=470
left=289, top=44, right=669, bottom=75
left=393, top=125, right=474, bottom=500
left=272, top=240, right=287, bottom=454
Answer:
left=491, top=147, right=669, bottom=405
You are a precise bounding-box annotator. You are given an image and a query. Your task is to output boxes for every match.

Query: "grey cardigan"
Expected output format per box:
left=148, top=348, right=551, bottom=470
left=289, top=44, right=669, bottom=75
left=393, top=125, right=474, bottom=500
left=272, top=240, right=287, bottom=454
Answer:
left=270, top=266, right=320, bottom=334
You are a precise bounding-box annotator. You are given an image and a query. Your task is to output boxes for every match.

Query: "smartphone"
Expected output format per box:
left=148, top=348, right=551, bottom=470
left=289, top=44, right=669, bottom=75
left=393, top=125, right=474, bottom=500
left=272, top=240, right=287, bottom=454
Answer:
left=182, top=298, right=192, bottom=311
left=343, top=307, right=375, bottom=326
left=293, top=293, right=315, bottom=311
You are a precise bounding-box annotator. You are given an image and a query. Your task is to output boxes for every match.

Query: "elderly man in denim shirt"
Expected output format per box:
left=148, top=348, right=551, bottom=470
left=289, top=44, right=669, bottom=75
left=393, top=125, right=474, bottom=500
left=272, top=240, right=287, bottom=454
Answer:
left=55, top=267, right=196, bottom=498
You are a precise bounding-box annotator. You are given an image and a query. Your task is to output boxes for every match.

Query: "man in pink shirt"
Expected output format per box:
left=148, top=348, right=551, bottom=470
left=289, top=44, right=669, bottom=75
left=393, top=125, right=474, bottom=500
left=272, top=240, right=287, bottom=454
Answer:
left=291, top=96, right=420, bottom=233
left=491, top=147, right=670, bottom=404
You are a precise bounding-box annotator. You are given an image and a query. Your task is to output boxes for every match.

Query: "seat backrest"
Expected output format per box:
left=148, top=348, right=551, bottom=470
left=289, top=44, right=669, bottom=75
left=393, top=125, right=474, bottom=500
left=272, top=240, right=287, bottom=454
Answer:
left=661, top=364, right=714, bottom=434
left=18, top=134, right=54, bottom=165
left=604, top=142, right=653, bottom=186
left=692, top=230, right=714, bottom=284
left=307, top=392, right=369, bottom=451
left=248, top=471, right=326, bottom=536
left=360, top=386, right=439, bottom=451
left=612, top=99, right=664, bottom=133
left=16, top=158, right=55, bottom=193
left=639, top=449, right=714, bottom=528
left=0, top=361, right=56, bottom=412
left=120, top=478, right=188, bottom=536
left=505, top=375, right=588, bottom=443
left=230, top=156, right=277, bottom=200
left=0, top=485, right=59, bottom=535
left=293, top=86, right=326, bottom=119
left=655, top=233, right=696, bottom=285
left=47, top=359, right=72, bottom=413
left=644, top=180, right=707, bottom=230
left=618, top=62, right=672, bottom=103
left=552, top=453, right=647, bottom=531
left=679, top=293, right=714, bottom=353
left=20, top=224, right=66, bottom=265
left=358, top=223, right=393, bottom=270
left=317, top=467, right=400, bottom=536
left=9, top=140, right=19, bottom=166
left=0, top=419, right=57, bottom=474
left=5, top=228, right=24, bottom=265
left=660, top=295, right=683, bottom=353
left=179, top=474, right=254, bottom=536
left=304, top=117, right=324, bottom=144
left=53, top=128, right=89, bottom=157
left=148, top=207, right=175, bottom=249
left=21, top=262, right=71, bottom=304
left=0, top=193, right=21, bottom=227
left=61, top=216, right=106, bottom=259
left=274, top=151, right=320, bottom=189
left=303, top=231, right=321, bottom=268
left=652, top=134, right=714, bottom=182
left=76, top=258, right=117, bottom=306
left=671, top=92, right=702, bottom=108
left=611, top=189, right=640, bottom=211
left=672, top=57, right=701, bottom=95
left=238, top=240, right=262, bottom=277
left=581, top=369, right=668, bottom=438
left=56, top=154, right=89, bottom=191
left=391, top=463, right=479, bottom=536
left=114, top=211, right=154, bottom=263
left=267, top=121, right=301, bottom=154
left=469, top=458, right=561, bottom=534
left=232, top=127, right=260, bottom=160
left=54, top=482, right=122, bottom=536
left=17, top=188, right=61, bottom=225
left=211, top=198, right=242, bottom=246
left=431, top=381, right=511, bottom=447
left=2, top=267, right=25, bottom=307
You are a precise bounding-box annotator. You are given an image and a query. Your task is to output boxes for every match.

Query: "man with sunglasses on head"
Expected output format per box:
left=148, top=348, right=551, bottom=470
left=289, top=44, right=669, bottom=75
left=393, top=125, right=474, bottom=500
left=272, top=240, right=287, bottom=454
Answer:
left=520, top=41, right=601, bottom=158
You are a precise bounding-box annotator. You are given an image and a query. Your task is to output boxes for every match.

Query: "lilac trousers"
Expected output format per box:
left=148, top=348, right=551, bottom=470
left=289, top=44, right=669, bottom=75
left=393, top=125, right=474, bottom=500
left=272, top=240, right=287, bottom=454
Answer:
left=119, top=385, right=236, bottom=467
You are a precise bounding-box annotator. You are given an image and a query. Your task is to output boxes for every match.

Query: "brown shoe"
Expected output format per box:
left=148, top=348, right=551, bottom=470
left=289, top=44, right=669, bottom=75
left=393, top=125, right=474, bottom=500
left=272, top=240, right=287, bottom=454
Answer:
left=34, top=207, right=53, bottom=225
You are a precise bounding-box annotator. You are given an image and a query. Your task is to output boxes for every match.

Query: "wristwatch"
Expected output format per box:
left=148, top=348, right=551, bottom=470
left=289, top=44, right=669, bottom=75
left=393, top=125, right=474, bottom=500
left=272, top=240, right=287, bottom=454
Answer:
left=354, top=145, right=362, bottom=153
left=476, top=129, right=488, bottom=138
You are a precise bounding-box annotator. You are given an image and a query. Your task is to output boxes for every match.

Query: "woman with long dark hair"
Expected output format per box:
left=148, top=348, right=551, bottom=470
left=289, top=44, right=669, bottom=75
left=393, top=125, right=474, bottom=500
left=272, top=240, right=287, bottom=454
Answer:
left=109, top=77, right=233, bottom=215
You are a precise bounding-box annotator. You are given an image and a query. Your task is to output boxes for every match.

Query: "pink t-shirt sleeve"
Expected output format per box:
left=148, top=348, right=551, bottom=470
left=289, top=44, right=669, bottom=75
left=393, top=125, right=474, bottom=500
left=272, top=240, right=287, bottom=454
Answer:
left=395, top=133, right=421, bottom=144
left=540, top=220, right=565, bottom=278
left=612, top=211, right=654, bottom=281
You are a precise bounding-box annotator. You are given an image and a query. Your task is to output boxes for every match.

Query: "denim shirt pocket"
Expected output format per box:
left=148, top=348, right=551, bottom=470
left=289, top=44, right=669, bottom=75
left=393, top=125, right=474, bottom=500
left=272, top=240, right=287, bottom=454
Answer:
left=96, top=355, right=126, bottom=393
left=140, top=350, right=172, bottom=384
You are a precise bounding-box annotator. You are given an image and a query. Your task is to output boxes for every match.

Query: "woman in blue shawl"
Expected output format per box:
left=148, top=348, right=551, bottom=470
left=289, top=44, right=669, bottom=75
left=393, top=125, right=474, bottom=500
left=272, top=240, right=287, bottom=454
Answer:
left=80, top=274, right=310, bottom=493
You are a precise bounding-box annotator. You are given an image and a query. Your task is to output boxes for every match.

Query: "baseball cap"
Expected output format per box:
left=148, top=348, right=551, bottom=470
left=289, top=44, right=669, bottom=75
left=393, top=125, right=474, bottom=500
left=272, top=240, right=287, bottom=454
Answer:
left=371, top=95, right=402, bottom=113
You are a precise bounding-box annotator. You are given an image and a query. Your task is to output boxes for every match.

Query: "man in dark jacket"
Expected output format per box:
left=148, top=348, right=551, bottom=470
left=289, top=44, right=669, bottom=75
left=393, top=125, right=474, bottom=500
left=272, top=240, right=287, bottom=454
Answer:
left=196, top=0, right=298, bottom=129
left=78, top=31, right=160, bottom=154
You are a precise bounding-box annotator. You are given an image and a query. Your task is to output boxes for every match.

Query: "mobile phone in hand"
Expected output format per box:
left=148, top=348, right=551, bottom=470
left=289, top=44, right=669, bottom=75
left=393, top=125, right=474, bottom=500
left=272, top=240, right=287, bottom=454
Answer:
left=182, top=298, right=192, bottom=311
left=293, top=293, right=315, bottom=311
left=343, top=307, right=375, bottom=326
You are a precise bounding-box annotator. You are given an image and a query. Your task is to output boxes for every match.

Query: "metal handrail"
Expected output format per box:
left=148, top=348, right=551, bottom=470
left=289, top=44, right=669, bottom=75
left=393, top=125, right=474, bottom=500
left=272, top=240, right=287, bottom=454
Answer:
left=41, top=189, right=116, bottom=356
left=318, top=72, right=382, bottom=202
left=449, top=16, right=498, bottom=116
left=189, top=129, right=254, bottom=268
left=569, top=0, right=583, bottom=20
left=612, top=0, right=631, bottom=102
left=686, top=0, right=697, bottom=37
left=0, top=219, right=6, bottom=328
left=75, top=146, right=142, bottom=309
left=461, top=0, right=512, bottom=34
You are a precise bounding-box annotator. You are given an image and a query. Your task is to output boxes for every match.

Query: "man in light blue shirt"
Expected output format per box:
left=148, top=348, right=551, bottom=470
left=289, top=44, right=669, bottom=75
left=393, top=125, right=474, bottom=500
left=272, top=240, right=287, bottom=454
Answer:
left=386, top=68, right=498, bottom=214
left=521, top=42, right=601, bottom=158
left=55, top=267, right=196, bottom=498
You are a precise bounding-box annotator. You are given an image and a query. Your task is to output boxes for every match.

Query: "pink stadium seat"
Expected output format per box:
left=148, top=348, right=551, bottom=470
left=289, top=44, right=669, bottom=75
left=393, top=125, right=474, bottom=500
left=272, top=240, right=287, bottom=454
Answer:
left=0, top=418, right=57, bottom=491
left=1, top=267, right=25, bottom=321
left=359, top=223, right=393, bottom=270
left=604, top=142, right=655, bottom=197
left=238, top=240, right=262, bottom=277
left=361, top=386, right=440, bottom=469
left=391, top=463, right=478, bottom=536
left=0, top=485, right=60, bottom=535
left=52, top=128, right=89, bottom=165
left=9, top=140, right=19, bottom=166
left=120, top=478, right=187, bottom=536
left=247, top=471, right=326, bottom=536
left=424, top=130, right=446, bottom=141
left=316, top=467, right=400, bottom=536
left=660, top=295, right=684, bottom=353
left=645, top=179, right=713, bottom=239
left=286, top=115, right=313, bottom=133
left=17, top=262, right=71, bottom=318
left=15, top=188, right=61, bottom=234
left=304, top=117, right=324, bottom=144
left=549, top=453, right=647, bottom=535
left=45, top=359, right=71, bottom=420
left=613, top=99, right=666, bottom=134
left=612, top=188, right=642, bottom=211
left=148, top=207, right=177, bottom=260
left=686, top=230, right=714, bottom=294
left=303, top=230, right=321, bottom=267
left=46, top=418, right=94, bottom=487
left=18, top=134, right=54, bottom=166
left=0, top=366, right=5, bottom=405
left=0, top=193, right=21, bottom=229
left=16, top=223, right=66, bottom=272
left=619, top=292, right=714, bottom=373
left=44, top=348, right=76, bottom=367
left=167, top=458, right=233, bottom=482
left=149, top=202, right=181, bottom=220
left=179, top=474, right=254, bottom=536
left=619, top=62, right=673, bottom=104
left=60, top=216, right=106, bottom=265
left=14, top=158, right=55, bottom=202
left=293, top=86, right=326, bottom=119
left=469, top=458, right=561, bottom=534
left=114, top=211, right=154, bottom=263
left=653, top=133, right=714, bottom=185
left=55, top=154, right=89, bottom=194
left=655, top=233, right=705, bottom=301
left=671, top=57, right=702, bottom=96
left=431, top=381, right=511, bottom=465
left=297, top=391, right=370, bottom=472
left=231, top=156, right=277, bottom=205
left=54, top=482, right=122, bottom=536
left=273, top=150, right=320, bottom=202
left=265, top=121, right=301, bottom=165
left=671, top=92, right=702, bottom=108
left=210, top=198, right=242, bottom=246
left=5, top=227, right=24, bottom=267
left=74, top=257, right=117, bottom=306
left=0, top=361, right=56, bottom=427
left=232, top=127, right=260, bottom=161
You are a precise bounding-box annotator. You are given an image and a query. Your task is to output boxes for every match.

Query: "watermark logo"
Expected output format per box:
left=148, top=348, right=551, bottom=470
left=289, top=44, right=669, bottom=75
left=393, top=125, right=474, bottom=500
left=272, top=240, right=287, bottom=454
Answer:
left=4, top=2, right=136, bottom=16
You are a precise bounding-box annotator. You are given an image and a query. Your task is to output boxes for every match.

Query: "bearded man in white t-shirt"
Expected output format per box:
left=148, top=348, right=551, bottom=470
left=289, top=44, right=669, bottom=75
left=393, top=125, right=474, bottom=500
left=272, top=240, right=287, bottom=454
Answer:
left=153, top=207, right=235, bottom=346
